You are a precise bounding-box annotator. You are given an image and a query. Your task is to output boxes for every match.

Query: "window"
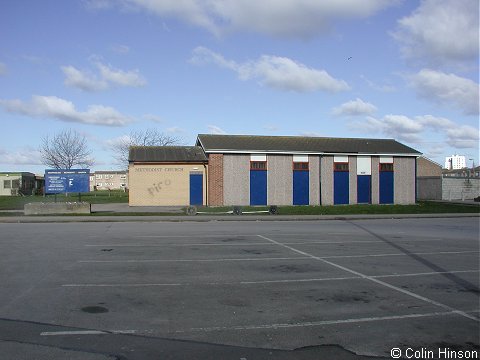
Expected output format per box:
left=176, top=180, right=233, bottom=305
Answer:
left=96, top=174, right=103, bottom=179
left=334, top=163, right=349, bottom=172
left=293, top=162, right=309, bottom=170
left=251, top=161, right=267, bottom=170
left=3, top=180, right=11, bottom=189
left=379, top=163, right=393, bottom=172
left=12, top=179, right=20, bottom=188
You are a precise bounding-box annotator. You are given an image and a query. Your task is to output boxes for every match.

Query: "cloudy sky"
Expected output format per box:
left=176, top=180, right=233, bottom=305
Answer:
left=0, top=0, right=478, bottom=173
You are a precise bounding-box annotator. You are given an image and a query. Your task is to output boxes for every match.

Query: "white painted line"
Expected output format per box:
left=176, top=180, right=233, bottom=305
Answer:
left=40, top=330, right=136, bottom=336
left=257, top=235, right=479, bottom=322
left=62, top=270, right=480, bottom=288
left=89, top=234, right=258, bottom=239
left=179, top=310, right=461, bottom=333
left=79, top=256, right=310, bottom=263
left=85, top=242, right=275, bottom=247
left=78, top=250, right=477, bottom=263
left=374, top=270, right=480, bottom=279
left=320, top=250, right=479, bottom=259
left=62, top=276, right=362, bottom=288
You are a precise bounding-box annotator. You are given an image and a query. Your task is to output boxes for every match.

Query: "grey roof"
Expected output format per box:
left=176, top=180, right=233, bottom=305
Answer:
left=196, top=134, right=421, bottom=155
left=129, top=146, right=207, bottom=163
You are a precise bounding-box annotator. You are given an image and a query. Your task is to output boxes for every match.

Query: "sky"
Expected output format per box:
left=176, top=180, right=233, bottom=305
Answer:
left=0, top=0, right=478, bottom=174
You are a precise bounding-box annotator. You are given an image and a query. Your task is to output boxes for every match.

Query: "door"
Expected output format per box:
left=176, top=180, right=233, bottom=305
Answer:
left=357, top=175, right=371, bottom=204
left=189, top=173, right=203, bottom=205
left=293, top=170, right=309, bottom=205
left=250, top=170, right=267, bottom=205
left=334, top=171, right=349, bottom=205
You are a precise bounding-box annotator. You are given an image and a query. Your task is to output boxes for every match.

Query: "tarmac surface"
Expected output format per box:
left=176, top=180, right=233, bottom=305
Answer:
left=0, top=217, right=478, bottom=359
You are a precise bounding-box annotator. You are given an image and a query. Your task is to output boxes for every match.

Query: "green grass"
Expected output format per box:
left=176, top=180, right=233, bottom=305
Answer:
left=196, top=202, right=479, bottom=215
left=0, top=190, right=128, bottom=210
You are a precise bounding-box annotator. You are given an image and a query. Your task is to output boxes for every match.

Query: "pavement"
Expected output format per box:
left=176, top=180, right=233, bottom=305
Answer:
left=0, top=218, right=478, bottom=359
left=0, top=201, right=478, bottom=223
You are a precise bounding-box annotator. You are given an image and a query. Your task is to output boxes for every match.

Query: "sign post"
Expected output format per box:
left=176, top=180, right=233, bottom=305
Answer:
left=45, top=169, right=90, bottom=194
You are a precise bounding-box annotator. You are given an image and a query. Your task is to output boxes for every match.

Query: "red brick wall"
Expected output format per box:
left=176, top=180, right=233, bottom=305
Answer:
left=208, top=154, right=224, bottom=206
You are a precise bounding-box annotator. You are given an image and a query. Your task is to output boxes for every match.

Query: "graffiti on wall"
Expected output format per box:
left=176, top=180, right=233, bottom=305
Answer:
left=147, top=179, right=172, bottom=196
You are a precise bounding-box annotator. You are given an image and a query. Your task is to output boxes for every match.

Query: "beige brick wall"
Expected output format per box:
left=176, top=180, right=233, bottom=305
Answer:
left=208, top=154, right=224, bottom=206
left=349, top=156, right=357, bottom=204
left=394, top=157, right=416, bottom=204
left=309, top=155, right=320, bottom=205
left=371, top=157, right=380, bottom=204
left=129, top=163, right=206, bottom=206
left=417, top=157, right=442, bottom=177
left=223, top=154, right=250, bottom=205
left=320, top=156, right=334, bottom=205
left=267, top=155, right=293, bottom=205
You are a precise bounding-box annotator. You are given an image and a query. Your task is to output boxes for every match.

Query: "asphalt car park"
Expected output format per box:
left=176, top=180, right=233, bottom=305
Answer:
left=0, top=218, right=478, bottom=359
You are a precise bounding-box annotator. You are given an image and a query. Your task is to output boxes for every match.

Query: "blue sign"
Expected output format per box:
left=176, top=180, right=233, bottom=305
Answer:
left=45, top=169, right=90, bottom=194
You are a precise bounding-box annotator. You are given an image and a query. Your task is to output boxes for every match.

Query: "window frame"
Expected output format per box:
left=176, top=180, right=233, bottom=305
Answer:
left=334, top=162, right=349, bottom=172
left=293, top=162, right=309, bottom=171
left=379, top=163, right=394, bottom=172
left=250, top=161, right=267, bottom=171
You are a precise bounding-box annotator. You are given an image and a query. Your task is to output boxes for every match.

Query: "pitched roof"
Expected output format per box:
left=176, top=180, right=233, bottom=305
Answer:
left=196, top=134, right=421, bottom=155
left=129, top=146, right=207, bottom=163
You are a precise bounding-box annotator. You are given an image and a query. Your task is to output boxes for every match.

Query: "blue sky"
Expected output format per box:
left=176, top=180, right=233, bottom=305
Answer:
left=0, top=0, right=478, bottom=173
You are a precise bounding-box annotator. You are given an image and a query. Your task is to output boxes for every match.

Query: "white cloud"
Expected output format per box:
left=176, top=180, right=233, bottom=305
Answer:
left=191, top=47, right=350, bottom=93
left=207, top=125, right=227, bottom=134
left=143, top=114, right=163, bottom=123
left=0, top=62, right=6, bottom=75
left=350, top=113, right=479, bottom=151
left=299, top=131, right=322, bottom=137
left=62, top=60, right=146, bottom=92
left=332, top=98, right=377, bottom=116
left=61, top=65, right=107, bottom=92
left=393, top=0, right=479, bottom=65
left=446, top=125, right=480, bottom=149
left=96, top=0, right=395, bottom=38
left=165, top=126, right=185, bottom=134
left=0, top=147, right=42, bottom=165
left=263, top=124, right=279, bottom=132
left=0, top=95, right=131, bottom=126
left=409, top=69, right=479, bottom=115
left=97, top=63, right=146, bottom=87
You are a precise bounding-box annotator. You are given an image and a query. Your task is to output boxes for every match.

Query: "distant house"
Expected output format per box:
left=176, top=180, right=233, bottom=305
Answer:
left=89, top=171, right=128, bottom=191
left=0, top=172, right=37, bottom=196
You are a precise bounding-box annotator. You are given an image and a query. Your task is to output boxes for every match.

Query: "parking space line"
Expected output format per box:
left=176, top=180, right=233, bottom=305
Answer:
left=62, top=270, right=479, bottom=288
left=62, top=276, right=361, bottom=287
left=79, top=256, right=310, bottom=263
left=179, top=310, right=468, bottom=333
left=374, top=270, right=479, bottom=279
left=257, top=235, right=479, bottom=322
left=40, top=330, right=137, bottom=336
left=78, top=250, right=477, bottom=263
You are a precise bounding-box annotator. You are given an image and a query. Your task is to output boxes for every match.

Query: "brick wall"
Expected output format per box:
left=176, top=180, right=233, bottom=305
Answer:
left=208, top=154, right=224, bottom=206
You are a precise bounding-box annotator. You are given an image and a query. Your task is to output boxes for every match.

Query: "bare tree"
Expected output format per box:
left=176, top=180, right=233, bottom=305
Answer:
left=40, top=129, right=94, bottom=169
left=111, top=128, right=181, bottom=166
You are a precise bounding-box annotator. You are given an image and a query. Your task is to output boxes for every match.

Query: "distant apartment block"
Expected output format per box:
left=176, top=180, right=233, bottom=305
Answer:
left=89, top=171, right=128, bottom=191
left=444, top=155, right=466, bottom=170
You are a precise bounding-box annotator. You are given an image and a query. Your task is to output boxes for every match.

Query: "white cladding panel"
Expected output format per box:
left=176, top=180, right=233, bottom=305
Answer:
left=357, top=156, right=372, bottom=175
left=380, top=156, right=394, bottom=163
left=293, top=155, right=309, bottom=163
left=250, top=154, right=267, bottom=161
left=334, top=155, right=349, bottom=163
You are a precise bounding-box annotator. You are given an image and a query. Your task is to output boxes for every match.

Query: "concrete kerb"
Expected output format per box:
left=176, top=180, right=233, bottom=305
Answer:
left=0, top=213, right=478, bottom=223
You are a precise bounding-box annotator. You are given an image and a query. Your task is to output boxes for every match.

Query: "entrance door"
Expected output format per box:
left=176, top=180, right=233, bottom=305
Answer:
left=189, top=173, right=203, bottom=205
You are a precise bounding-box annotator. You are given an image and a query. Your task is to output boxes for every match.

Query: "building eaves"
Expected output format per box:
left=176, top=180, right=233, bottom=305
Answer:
left=129, top=146, right=208, bottom=163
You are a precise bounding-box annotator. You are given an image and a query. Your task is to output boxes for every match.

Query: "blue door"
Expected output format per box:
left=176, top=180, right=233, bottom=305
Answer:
left=379, top=171, right=394, bottom=204
left=189, top=173, right=203, bottom=205
left=334, top=172, right=349, bottom=205
left=293, top=170, right=309, bottom=205
left=357, top=175, right=371, bottom=204
left=250, top=170, right=267, bottom=205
